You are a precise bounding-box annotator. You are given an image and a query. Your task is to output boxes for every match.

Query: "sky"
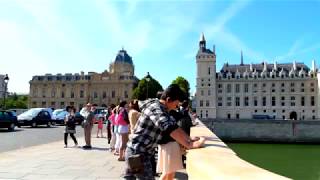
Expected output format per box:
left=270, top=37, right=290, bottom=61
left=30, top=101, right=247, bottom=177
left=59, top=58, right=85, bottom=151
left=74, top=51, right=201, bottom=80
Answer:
left=0, top=0, right=319, bottom=94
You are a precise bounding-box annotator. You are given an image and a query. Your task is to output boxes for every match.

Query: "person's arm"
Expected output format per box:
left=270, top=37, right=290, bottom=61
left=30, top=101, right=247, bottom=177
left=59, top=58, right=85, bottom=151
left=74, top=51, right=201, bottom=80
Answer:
left=170, top=128, right=205, bottom=150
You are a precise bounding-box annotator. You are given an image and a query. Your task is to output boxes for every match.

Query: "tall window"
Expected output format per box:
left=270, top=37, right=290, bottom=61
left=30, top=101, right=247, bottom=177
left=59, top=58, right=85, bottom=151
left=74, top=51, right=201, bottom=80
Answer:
left=112, top=90, right=115, bottom=98
left=301, top=97, right=305, bottom=106
left=208, top=90, right=211, bottom=96
left=311, top=96, right=315, bottom=106
left=262, top=97, right=266, bottom=106
left=206, top=100, right=210, bottom=107
left=94, top=92, right=98, bottom=98
left=244, top=97, right=249, bottom=106
left=272, top=96, right=276, bottom=106
left=218, top=97, right=223, bottom=106
left=291, top=96, right=295, bottom=106
left=208, top=67, right=211, bottom=75
left=200, top=100, right=203, bottom=107
left=244, top=84, right=249, bottom=93
left=227, top=97, right=232, bottom=106
left=254, top=97, right=258, bottom=106
left=103, top=91, right=106, bottom=99
left=281, top=96, right=285, bottom=106
left=125, top=91, right=128, bottom=98
left=201, top=90, right=204, bottom=96
left=235, top=97, right=240, bottom=106
left=227, top=84, right=232, bottom=93
left=61, top=91, right=65, bottom=98
left=235, top=84, right=240, bottom=93
left=70, top=91, right=74, bottom=98
left=80, top=90, right=84, bottom=98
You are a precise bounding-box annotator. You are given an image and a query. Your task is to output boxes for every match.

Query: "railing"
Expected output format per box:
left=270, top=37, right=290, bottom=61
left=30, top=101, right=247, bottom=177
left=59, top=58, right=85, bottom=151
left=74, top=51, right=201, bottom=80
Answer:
left=186, top=120, right=291, bottom=180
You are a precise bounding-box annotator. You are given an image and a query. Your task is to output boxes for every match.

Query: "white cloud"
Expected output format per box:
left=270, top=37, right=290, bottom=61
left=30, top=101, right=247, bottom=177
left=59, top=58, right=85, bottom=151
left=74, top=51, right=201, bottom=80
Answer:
left=275, top=36, right=320, bottom=61
left=204, top=0, right=266, bottom=62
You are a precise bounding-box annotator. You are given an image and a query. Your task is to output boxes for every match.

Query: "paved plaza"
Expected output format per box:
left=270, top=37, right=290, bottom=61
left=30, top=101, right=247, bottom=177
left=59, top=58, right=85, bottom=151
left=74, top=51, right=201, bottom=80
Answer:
left=0, top=132, right=187, bottom=180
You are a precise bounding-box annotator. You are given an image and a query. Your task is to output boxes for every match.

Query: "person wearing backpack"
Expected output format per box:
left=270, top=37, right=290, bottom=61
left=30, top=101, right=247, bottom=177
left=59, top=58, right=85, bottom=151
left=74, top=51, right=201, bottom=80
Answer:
left=116, top=101, right=129, bottom=161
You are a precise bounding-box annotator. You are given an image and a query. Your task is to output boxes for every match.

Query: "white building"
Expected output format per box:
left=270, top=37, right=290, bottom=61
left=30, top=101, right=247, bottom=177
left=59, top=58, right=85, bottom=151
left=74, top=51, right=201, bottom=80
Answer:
left=196, top=33, right=320, bottom=120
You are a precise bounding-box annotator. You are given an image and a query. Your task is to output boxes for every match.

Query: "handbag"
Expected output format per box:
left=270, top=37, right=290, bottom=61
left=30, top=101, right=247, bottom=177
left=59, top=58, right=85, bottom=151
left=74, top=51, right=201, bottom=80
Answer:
left=127, top=154, right=144, bottom=174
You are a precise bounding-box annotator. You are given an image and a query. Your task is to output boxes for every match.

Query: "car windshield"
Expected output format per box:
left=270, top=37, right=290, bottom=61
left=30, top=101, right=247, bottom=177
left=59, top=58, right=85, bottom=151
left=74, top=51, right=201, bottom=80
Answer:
left=53, top=110, right=64, bottom=115
left=20, top=108, right=42, bottom=117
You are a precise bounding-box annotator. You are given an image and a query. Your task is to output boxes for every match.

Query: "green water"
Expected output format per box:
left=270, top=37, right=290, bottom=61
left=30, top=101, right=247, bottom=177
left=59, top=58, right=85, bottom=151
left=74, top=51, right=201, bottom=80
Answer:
left=227, top=143, right=320, bottom=180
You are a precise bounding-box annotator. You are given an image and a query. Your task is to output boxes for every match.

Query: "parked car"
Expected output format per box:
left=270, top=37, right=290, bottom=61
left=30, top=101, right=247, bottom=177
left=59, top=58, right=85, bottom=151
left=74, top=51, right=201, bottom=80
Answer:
left=0, top=110, right=18, bottom=131
left=7, top=109, right=28, bottom=116
left=52, top=109, right=68, bottom=125
left=74, top=112, right=84, bottom=125
left=17, top=108, right=53, bottom=127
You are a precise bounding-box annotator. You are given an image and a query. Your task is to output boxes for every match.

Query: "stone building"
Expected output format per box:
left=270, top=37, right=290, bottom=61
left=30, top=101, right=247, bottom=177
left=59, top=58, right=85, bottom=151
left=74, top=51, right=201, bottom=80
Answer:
left=29, top=49, right=138, bottom=111
left=196, top=33, right=320, bottom=120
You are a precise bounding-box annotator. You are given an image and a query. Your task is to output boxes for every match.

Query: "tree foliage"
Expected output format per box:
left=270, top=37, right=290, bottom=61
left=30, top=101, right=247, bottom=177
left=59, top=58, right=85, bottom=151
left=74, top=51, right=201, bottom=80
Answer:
left=172, top=76, right=190, bottom=99
left=132, top=76, right=163, bottom=100
left=0, top=94, right=28, bottom=109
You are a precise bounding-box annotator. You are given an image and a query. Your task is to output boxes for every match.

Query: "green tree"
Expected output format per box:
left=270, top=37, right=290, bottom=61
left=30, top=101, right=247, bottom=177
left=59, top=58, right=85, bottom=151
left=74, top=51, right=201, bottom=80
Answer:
left=172, top=76, right=190, bottom=99
left=1, top=94, right=28, bottom=109
left=132, top=75, right=163, bottom=100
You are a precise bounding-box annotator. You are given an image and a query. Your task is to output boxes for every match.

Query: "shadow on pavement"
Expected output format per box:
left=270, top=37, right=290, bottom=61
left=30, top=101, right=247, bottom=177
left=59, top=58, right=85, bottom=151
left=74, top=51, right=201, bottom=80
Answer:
left=0, top=128, right=24, bottom=133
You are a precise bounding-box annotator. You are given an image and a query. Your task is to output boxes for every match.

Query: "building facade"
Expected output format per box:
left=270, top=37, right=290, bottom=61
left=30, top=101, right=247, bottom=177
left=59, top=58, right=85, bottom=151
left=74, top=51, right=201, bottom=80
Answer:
left=196, top=33, right=320, bottom=120
left=29, top=49, right=138, bottom=111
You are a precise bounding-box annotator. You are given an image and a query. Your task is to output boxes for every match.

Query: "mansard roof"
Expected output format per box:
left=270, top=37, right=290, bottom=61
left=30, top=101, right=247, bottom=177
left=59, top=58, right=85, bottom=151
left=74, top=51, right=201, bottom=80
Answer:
left=220, top=62, right=310, bottom=74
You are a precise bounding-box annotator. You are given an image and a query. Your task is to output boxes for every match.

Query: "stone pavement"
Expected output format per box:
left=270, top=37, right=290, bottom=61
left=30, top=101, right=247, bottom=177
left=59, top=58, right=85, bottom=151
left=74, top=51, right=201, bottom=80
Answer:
left=0, top=135, right=124, bottom=180
left=0, top=132, right=187, bottom=180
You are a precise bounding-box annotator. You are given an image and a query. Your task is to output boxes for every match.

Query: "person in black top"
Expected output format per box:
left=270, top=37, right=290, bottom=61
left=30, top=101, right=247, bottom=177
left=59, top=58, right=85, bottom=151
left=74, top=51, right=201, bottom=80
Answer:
left=64, top=106, right=78, bottom=148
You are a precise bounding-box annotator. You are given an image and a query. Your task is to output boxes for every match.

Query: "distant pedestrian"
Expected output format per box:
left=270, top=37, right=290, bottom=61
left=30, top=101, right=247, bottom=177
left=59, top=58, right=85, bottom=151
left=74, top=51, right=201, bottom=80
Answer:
left=80, top=103, right=95, bottom=149
left=108, top=105, right=117, bottom=152
left=64, top=106, right=78, bottom=148
left=96, top=116, right=105, bottom=138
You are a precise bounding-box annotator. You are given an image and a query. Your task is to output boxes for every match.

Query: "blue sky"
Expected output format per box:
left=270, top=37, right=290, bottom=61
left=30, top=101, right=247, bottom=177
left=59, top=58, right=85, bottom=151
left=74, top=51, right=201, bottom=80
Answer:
left=0, top=0, right=319, bottom=94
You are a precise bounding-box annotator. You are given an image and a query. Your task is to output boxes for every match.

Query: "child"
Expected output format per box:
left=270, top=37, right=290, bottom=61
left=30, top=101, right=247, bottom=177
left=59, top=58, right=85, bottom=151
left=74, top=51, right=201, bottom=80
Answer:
left=96, top=116, right=104, bottom=138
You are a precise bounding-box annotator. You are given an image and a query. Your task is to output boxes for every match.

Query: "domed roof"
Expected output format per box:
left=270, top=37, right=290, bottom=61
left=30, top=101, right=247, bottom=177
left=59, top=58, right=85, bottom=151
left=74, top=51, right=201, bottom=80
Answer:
left=114, top=49, right=133, bottom=65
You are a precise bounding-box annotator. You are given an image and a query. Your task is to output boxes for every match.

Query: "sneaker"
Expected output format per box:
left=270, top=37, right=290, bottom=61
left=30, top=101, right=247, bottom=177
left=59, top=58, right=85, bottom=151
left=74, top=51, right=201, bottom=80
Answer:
left=64, top=145, right=67, bottom=148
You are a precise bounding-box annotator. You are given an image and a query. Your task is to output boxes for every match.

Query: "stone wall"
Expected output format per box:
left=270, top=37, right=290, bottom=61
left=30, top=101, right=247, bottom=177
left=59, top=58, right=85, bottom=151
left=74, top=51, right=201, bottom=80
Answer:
left=186, top=120, right=289, bottom=179
left=203, top=119, right=320, bottom=143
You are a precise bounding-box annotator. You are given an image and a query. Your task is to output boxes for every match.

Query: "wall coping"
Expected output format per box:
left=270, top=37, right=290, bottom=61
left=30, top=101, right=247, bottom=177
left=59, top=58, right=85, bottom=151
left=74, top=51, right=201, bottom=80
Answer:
left=186, top=120, right=291, bottom=180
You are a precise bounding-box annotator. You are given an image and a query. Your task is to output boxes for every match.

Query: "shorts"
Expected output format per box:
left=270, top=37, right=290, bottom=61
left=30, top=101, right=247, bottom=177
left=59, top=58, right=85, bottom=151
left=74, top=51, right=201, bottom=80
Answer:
left=118, top=125, right=129, bottom=134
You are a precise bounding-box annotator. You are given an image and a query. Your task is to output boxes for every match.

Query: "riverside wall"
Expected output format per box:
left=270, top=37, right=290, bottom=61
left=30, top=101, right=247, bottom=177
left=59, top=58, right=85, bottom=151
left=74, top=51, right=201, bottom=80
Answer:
left=202, top=119, right=320, bottom=143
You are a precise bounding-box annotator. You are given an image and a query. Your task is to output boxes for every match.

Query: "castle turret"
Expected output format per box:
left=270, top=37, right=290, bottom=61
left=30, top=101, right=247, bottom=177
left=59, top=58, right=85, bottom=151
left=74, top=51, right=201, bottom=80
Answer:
left=196, top=33, right=216, bottom=119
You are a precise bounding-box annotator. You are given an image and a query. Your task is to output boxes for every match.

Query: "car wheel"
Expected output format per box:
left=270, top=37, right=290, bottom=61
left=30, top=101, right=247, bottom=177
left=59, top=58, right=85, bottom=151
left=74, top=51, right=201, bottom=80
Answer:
left=8, top=123, right=15, bottom=131
left=47, top=122, right=52, bottom=127
left=31, top=121, right=37, bottom=128
left=51, top=121, right=56, bottom=126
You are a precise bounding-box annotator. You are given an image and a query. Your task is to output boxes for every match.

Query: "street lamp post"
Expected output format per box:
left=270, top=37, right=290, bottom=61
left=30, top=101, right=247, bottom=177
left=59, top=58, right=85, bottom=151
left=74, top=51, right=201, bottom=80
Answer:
left=3, top=74, right=9, bottom=110
left=145, top=72, right=151, bottom=99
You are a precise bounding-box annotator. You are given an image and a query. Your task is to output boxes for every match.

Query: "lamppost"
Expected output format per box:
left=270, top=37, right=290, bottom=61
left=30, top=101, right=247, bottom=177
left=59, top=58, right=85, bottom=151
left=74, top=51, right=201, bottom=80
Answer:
left=145, top=72, right=151, bottom=99
left=3, top=74, right=9, bottom=110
